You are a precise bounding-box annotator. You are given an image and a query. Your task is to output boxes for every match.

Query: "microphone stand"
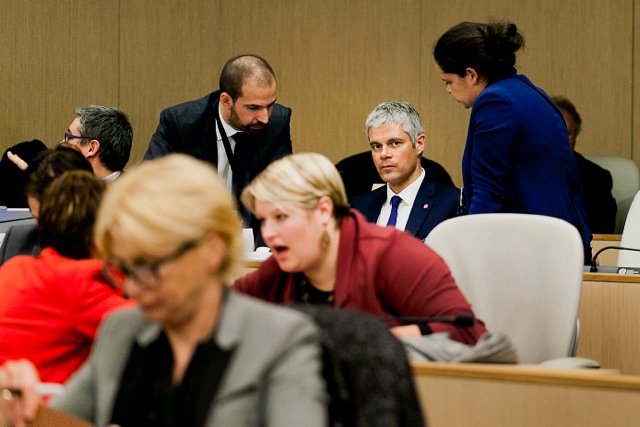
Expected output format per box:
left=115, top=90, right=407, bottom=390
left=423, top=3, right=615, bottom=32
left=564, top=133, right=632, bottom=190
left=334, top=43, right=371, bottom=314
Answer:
left=590, top=246, right=640, bottom=272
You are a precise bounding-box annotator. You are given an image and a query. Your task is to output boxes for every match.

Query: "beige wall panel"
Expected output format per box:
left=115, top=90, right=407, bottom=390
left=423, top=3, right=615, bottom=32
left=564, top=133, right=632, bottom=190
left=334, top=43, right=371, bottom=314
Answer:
left=0, top=1, right=119, bottom=152
left=634, top=0, right=640, bottom=164
left=420, top=1, right=633, bottom=185
left=121, top=0, right=424, bottom=167
left=119, top=0, right=223, bottom=166
left=3, top=1, right=636, bottom=185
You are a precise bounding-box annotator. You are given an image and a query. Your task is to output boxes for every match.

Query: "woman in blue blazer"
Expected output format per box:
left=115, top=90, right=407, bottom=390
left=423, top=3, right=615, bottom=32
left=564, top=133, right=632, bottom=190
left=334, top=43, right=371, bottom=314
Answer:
left=434, top=20, right=592, bottom=257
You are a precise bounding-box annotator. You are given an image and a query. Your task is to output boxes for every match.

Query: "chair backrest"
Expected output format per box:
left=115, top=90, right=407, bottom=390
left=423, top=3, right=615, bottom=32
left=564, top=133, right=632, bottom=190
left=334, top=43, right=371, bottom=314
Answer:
left=585, top=155, right=640, bottom=234
left=618, top=190, right=640, bottom=267
left=292, top=305, right=425, bottom=427
left=425, top=214, right=584, bottom=364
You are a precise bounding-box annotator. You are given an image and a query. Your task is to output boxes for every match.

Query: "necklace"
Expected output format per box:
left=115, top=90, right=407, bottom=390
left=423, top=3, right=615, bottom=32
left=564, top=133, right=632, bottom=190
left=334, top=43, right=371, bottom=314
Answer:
left=295, top=274, right=335, bottom=305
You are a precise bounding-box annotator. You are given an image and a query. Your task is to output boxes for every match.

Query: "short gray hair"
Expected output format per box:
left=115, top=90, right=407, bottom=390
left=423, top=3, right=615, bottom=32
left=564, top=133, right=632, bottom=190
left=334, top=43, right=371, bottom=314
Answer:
left=74, top=105, right=133, bottom=172
left=364, top=100, right=424, bottom=147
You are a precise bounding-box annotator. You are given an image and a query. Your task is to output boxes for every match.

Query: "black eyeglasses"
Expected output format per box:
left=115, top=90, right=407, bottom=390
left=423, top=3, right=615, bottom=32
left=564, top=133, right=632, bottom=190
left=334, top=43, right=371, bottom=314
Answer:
left=109, top=239, right=200, bottom=289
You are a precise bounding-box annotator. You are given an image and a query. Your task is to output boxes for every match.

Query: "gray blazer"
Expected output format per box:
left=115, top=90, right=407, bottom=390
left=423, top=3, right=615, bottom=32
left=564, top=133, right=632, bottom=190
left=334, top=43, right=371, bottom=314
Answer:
left=51, top=290, right=327, bottom=427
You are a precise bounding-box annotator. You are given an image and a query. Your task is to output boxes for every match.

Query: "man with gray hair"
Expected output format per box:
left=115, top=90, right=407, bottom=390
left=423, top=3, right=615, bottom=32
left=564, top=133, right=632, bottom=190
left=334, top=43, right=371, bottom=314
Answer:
left=10, top=105, right=132, bottom=182
left=61, top=105, right=133, bottom=181
left=351, top=100, right=458, bottom=240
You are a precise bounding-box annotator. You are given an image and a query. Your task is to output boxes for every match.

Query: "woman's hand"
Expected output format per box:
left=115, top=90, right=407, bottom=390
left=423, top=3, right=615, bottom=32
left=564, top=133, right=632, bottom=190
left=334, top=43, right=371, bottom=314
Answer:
left=390, top=324, right=421, bottom=339
left=0, top=359, right=42, bottom=427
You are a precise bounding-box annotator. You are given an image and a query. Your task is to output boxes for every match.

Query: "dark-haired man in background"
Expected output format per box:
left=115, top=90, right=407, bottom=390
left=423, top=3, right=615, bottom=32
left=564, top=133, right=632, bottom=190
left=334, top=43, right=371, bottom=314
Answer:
left=552, top=96, right=617, bottom=234
left=145, top=54, right=292, bottom=231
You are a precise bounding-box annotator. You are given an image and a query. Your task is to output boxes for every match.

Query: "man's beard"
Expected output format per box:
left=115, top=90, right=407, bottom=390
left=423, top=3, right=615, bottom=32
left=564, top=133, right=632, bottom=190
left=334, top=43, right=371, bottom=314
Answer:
left=228, top=105, right=264, bottom=135
left=229, top=105, right=255, bottom=134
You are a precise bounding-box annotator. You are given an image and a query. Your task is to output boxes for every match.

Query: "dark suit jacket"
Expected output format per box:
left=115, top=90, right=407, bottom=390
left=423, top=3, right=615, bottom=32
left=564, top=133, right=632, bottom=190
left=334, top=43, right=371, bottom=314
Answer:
left=0, top=139, right=47, bottom=208
left=0, top=223, right=38, bottom=267
left=145, top=90, right=292, bottom=177
left=336, top=151, right=454, bottom=202
left=574, top=152, right=617, bottom=234
left=350, top=179, right=459, bottom=241
left=145, top=90, right=292, bottom=241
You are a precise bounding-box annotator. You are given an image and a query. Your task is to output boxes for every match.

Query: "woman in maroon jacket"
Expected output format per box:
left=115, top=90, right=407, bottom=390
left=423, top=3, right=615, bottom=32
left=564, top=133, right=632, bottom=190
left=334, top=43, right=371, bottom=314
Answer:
left=234, top=152, right=486, bottom=345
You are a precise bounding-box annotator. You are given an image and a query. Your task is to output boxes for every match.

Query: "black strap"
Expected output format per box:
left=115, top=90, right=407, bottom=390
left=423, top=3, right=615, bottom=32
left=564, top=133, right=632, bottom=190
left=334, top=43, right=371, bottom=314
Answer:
left=214, top=102, right=252, bottom=226
left=214, top=103, right=239, bottom=177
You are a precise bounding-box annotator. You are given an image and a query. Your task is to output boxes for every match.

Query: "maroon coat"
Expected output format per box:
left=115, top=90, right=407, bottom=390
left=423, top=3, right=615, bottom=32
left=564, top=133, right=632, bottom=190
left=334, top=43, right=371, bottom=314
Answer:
left=235, top=210, right=486, bottom=345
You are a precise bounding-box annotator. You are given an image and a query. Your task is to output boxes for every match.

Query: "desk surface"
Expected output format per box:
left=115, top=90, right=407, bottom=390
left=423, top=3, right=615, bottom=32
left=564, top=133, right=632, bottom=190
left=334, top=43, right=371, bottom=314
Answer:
left=412, top=362, right=635, bottom=390
left=412, top=362, right=640, bottom=427
left=583, top=271, right=640, bottom=282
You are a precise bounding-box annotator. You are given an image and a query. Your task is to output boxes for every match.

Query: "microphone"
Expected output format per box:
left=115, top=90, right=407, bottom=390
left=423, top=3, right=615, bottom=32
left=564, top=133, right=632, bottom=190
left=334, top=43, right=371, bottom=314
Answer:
left=390, top=314, right=475, bottom=327
left=590, top=245, right=640, bottom=272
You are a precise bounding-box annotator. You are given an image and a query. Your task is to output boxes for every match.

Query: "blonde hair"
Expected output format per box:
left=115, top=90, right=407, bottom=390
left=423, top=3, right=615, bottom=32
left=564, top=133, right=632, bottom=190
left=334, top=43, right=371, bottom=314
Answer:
left=241, top=152, right=349, bottom=223
left=94, top=154, right=242, bottom=283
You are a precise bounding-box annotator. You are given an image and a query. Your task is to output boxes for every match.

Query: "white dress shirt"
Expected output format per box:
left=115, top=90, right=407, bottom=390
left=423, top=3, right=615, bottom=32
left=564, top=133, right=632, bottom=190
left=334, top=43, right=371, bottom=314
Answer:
left=216, top=103, right=242, bottom=192
left=376, top=168, right=425, bottom=231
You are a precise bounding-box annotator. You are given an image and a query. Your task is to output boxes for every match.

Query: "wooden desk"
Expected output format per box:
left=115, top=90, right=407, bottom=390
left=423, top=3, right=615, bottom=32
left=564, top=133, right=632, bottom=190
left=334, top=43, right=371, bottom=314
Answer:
left=591, top=233, right=621, bottom=266
left=0, top=405, right=90, bottom=427
left=578, top=272, right=640, bottom=374
left=412, top=362, right=640, bottom=427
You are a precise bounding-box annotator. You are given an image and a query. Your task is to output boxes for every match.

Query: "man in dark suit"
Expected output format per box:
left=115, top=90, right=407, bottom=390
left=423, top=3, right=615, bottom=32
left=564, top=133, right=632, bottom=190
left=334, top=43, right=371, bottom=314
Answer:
left=351, top=101, right=458, bottom=241
left=552, top=96, right=617, bottom=234
left=336, top=151, right=454, bottom=202
left=145, top=54, right=292, bottom=232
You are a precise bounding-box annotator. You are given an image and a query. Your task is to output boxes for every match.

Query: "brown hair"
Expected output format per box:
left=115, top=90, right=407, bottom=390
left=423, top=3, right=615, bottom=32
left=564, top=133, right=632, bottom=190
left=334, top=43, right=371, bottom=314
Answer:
left=38, top=170, right=106, bottom=259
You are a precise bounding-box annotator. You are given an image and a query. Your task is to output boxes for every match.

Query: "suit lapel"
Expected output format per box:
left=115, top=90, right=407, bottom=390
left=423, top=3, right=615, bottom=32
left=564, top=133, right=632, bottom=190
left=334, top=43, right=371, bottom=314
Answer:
left=366, top=188, right=388, bottom=223
left=201, top=96, right=220, bottom=168
left=405, top=180, right=436, bottom=237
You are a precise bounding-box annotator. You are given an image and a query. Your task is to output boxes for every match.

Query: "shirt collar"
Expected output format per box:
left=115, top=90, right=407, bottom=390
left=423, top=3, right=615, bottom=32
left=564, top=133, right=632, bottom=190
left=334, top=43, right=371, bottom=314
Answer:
left=102, top=170, right=122, bottom=182
left=385, top=168, right=425, bottom=206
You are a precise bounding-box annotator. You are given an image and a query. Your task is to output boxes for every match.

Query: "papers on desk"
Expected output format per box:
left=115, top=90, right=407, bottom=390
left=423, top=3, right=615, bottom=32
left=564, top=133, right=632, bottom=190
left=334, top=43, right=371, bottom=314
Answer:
left=584, top=265, right=640, bottom=274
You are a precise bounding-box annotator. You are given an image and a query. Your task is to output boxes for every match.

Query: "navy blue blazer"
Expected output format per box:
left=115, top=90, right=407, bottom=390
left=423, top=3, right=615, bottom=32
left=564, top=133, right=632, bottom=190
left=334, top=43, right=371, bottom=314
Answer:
left=462, top=71, right=591, bottom=250
left=350, top=179, right=459, bottom=241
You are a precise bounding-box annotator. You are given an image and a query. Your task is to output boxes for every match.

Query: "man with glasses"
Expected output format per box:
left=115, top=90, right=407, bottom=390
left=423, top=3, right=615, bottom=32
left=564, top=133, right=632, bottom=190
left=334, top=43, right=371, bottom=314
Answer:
left=9, top=105, right=133, bottom=182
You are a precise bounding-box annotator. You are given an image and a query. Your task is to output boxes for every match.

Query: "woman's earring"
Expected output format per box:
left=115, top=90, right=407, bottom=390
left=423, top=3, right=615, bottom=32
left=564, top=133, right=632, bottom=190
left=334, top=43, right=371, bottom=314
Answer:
left=319, top=226, right=330, bottom=250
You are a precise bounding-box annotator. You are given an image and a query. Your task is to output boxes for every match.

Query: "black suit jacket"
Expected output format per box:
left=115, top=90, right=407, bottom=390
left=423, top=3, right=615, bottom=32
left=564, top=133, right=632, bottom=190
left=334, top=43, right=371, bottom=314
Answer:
left=336, top=151, right=455, bottom=202
left=145, top=90, right=292, bottom=242
left=574, top=151, right=617, bottom=234
left=351, top=179, right=459, bottom=241
left=146, top=90, right=292, bottom=178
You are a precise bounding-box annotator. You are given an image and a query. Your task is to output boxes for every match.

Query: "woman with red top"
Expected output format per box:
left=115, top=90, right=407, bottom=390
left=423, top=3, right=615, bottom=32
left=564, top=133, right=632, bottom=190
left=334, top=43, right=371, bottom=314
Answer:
left=234, top=152, right=487, bottom=345
left=0, top=171, right=131, bottom=384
